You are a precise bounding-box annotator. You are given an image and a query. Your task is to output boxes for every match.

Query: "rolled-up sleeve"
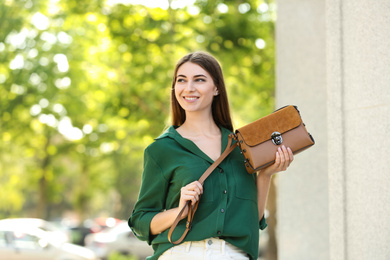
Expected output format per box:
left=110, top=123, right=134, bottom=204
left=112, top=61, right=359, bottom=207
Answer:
left=128, top=147, right=169, bottom=244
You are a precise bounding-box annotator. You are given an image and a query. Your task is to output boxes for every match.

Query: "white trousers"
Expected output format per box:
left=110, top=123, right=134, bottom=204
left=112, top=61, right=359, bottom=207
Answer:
left=158, top=237, right=249, bottom=260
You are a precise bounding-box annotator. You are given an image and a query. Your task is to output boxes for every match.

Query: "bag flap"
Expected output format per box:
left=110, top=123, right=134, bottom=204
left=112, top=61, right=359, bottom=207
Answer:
left=235, top=105, right=302, bottom=147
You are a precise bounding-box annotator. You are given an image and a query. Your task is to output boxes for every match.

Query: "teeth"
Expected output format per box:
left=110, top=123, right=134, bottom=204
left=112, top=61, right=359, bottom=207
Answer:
left=184, top=97, right=198, bottom=100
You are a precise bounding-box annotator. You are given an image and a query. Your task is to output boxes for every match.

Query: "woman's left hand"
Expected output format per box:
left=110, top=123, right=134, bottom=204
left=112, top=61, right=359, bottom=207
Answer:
left=259, top=145, right=294, bottom=178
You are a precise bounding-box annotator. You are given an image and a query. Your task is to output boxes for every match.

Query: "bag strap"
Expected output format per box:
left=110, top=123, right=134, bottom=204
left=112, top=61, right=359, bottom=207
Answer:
left=168, top=134, right=238, bottom=244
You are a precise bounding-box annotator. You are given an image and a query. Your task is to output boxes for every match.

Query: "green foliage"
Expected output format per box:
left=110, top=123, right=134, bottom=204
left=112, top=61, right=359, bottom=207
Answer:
left=0, top=0, right=276, bottom=220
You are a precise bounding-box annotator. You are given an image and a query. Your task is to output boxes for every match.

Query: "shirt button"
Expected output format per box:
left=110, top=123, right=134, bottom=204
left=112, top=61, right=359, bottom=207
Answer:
left=223, top=190, right=227, bottom=194
left=219, top=168, right=224, bottom=173
left=207, top=240, right=213, bottom=245
left=217, top=231, right=221, bottom=235
left=220, top=209, right=225, bottom=213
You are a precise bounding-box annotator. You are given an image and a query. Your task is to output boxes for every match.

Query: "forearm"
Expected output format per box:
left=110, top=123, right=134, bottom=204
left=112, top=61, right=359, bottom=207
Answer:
left=256, top=146, right=293, bottom=220
left=256, top=173, right=272, bottom=220
left=150, top=181, right=202, bottom=235
left=150, top=207, right=184, bottom=235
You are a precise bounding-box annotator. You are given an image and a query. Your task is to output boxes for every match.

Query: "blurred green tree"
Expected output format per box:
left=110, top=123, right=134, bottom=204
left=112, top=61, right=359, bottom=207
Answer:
left=0, top=0, right=276, bottom=223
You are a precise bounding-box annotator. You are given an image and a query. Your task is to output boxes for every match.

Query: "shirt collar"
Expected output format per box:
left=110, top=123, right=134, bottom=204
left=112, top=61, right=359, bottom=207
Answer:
left=156, top=125, right=232, bottom=163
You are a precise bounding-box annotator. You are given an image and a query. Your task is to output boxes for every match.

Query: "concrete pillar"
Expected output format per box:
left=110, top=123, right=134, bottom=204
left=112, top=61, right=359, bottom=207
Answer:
left=276, top=0, right=390, bottom=259
left=275, top=1, right=329, bottom=259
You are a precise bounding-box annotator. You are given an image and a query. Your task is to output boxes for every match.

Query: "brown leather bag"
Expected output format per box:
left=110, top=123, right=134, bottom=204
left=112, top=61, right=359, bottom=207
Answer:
left=168, top=105, right=314, bottom=244
left=235, top=105, right=315, bottom=174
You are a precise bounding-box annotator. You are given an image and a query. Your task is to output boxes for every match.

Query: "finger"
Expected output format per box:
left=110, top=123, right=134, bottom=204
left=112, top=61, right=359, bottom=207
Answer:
left=181, top=191, right=199, bottom=204
left=184, top=183, right=196, bottom=192
left=194, top=181, right=203, bottom=194
left=181, top=187, right=193, bottom=199
left=186, top=183, right=203, bottom=194
left=278, top=146, right=291, bottom=170
left=182, top=193, right=198, bottom=203
left=283, top=147, right=294, bottom=169
left=287, top=147, right=294, bottom=161
left=182, top=189, right=198, bottom=197
left=186, top=182, right=203, bottom=195
left=193, top=181, right=203, bottom=194
left=274, top=149, right=281, bottom=168
left=190, top=193, right=200, bottom=204
left=192, top=186, right=202, bottom=197
left=187, top=181, right=201, bottom=189
left=282, top=145, right=290, bottom=165
left=278, top=147, right=286, bottom=167
left=287, top=147, right=294, bottom=162
left=192, top=194, right=199, bottom=204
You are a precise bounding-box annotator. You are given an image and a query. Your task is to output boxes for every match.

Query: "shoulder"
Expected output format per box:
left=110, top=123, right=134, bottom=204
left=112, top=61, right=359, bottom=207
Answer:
left=144, top=126, right=181, bottom=156
left=220, top=126, right=234, bottom=137
left=145, top=138, right=176, bottom=157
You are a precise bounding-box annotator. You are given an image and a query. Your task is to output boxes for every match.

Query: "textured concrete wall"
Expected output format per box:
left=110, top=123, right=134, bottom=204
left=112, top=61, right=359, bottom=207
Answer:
left=275, top=1, right=329, bottom=260
left=327, top=1, right=390, bottom=259
left=276, top=0, right=390, bottom=259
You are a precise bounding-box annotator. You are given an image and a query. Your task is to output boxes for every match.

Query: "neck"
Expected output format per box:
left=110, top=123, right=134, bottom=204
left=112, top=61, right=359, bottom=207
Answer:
left=180, top=111, right=219, bottom=136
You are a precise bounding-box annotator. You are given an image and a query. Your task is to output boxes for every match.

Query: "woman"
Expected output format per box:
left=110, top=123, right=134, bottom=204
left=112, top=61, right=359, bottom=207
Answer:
left=128, top=51, right=293, bottom=260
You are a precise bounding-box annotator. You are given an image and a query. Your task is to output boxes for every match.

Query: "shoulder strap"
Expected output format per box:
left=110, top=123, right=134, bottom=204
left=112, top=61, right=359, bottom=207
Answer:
left=168, top=134, right=238, bottom=244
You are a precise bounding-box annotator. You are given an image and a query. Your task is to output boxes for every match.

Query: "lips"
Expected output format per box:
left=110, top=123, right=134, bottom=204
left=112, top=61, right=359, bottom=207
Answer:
left=183, top=96, right=199, bottom=101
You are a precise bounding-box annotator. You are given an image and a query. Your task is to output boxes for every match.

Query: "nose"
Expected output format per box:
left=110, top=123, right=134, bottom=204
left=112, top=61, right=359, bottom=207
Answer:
left=184, top=80, right=195, bottom=91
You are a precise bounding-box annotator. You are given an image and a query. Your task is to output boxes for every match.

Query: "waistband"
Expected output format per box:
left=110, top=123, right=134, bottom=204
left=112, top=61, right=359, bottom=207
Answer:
left=159, top=237, right=249, bottom=259
left=184, top=237, right=226, bottom=251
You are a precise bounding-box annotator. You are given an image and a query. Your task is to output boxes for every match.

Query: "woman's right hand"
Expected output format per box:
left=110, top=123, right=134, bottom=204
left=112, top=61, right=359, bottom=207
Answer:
left=149, top=180, right=203, bottom=235
left=178, top=181, right=203, bottom=219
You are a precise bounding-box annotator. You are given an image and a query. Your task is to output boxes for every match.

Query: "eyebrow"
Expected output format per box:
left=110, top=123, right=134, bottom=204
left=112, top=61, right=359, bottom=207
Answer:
left=177, top=74, right=207, bottom=78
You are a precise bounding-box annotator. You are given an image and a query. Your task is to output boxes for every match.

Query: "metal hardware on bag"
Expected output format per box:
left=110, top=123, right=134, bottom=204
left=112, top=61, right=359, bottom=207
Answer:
left=244, top=158, right=250, bottom=166
left=230, top=133, right=238, bottom=142
left=186, top=221, right=192, bottom=230
left=244, top=158, right=250, bottom=168
left=271, top=131, right=283, bottom=145
left=243, top=149, right=246, bottom=153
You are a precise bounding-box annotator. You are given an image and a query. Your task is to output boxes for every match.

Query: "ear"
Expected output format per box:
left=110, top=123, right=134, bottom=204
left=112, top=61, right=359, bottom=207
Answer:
left=214, top=87, right=219, bottom=96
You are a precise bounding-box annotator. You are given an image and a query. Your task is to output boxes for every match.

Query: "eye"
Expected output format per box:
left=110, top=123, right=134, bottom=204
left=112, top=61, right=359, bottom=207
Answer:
left=195, top=78, right=206, bottom=82
left=176, top=78, right=185, bottom=83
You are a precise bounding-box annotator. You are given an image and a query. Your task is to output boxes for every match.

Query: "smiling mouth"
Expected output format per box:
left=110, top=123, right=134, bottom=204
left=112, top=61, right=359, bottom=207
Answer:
left=183, top=96, right=199, bottom=101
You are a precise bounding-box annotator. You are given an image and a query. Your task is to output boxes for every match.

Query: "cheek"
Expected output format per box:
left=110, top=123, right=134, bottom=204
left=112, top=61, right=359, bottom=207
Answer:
left=174, top=87, right=183, bottom=103
left=206, top=86, right=217, bottom=99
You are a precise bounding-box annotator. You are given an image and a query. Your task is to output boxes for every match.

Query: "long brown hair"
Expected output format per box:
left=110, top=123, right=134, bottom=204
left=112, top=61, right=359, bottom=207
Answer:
left=170, top=51, right=233, bottom=132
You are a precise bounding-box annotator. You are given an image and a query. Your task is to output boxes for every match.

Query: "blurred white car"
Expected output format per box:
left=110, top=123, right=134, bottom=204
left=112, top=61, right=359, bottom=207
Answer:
left=84, top=221, right=153, bottom=260
left=0, top=218, right=69, bottom=244
left=0, top=222, right=98, bottom=260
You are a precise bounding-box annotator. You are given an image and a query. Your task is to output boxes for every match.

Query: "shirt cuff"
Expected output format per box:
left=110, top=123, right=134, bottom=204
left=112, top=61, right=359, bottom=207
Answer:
left=128, top=211, right=159, bottom=245
left=259, top=215, right=268, bottom=230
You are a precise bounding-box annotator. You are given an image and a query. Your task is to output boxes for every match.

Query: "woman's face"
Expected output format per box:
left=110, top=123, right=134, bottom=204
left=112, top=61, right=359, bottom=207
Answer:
left=174, top=62, right=218, bottom=116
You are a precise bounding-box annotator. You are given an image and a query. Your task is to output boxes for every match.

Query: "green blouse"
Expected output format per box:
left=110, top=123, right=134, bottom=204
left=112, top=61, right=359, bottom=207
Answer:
left=128, top=126, right=267, bottom=260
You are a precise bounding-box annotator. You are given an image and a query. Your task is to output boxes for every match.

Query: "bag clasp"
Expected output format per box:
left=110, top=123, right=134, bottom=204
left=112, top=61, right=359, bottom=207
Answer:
left=271, top=131, right=283, bottom=145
